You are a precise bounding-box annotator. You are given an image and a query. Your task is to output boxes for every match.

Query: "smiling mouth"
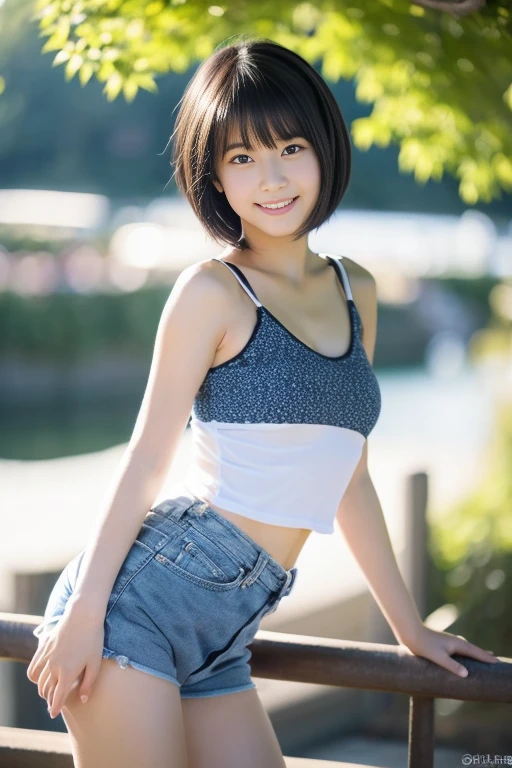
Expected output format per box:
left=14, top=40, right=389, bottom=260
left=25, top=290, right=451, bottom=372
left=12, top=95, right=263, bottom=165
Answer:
left=255, top=196, right=299, bottom=211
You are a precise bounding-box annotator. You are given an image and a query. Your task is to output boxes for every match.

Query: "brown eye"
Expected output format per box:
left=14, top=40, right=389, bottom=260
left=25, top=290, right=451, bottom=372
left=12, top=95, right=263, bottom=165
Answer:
left=283, top=144, right=304, bottom=155
left=230, top=154, right=252, bottom=165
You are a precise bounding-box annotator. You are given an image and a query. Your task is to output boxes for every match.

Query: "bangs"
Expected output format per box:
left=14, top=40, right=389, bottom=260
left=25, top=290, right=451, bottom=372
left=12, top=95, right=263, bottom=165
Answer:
left=212, top=80, right=315, bottom=170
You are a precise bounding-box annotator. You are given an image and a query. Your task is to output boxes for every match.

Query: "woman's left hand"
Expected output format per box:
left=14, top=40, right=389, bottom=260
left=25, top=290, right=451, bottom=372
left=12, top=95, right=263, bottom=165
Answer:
left=399, top=625, right=499, bottom=678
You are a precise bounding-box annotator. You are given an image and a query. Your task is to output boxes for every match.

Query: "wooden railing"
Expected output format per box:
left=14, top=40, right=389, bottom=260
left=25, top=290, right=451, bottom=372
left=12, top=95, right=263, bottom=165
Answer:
left=1, top=613, right=511, bottom=768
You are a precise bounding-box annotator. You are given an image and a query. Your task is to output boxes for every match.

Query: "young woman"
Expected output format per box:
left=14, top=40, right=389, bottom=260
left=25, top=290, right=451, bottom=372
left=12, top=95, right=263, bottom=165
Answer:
left=27, top=36, right=497, bottom=768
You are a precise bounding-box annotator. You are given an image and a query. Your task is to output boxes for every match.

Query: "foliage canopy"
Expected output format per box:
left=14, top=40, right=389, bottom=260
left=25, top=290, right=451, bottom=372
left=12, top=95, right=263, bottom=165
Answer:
left=3, top=0, right=512, bottom=204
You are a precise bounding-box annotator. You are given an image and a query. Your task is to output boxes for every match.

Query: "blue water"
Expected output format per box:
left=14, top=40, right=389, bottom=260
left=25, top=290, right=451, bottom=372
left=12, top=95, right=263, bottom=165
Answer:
left=374, top=365, right=494, bottom=450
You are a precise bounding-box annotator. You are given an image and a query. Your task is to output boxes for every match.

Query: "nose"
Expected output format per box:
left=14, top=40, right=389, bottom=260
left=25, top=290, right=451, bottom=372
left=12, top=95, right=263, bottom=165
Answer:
left=259, top=160, right=288, bottom=191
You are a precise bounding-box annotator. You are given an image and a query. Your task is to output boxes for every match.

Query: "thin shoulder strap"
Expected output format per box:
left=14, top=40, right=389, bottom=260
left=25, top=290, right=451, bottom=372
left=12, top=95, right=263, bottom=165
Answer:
left=211, top=258, right=262, bottom=307
left=320, top=253, right=353, bottom=301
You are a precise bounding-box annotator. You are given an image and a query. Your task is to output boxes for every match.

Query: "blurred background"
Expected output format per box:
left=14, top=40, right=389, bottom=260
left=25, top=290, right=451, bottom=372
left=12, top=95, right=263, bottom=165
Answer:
left=0, top=0, right=511, bottom=765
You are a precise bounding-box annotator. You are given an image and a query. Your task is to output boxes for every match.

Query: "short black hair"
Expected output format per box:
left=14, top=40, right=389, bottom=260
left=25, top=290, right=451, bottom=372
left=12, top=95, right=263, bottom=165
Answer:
left=169, top=35, right=351, bottom=251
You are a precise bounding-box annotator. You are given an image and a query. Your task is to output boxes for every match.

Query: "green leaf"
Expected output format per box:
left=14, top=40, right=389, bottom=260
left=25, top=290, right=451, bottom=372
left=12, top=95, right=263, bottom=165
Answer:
left=123, top=77, right=139, bottom=101
left=42, top=32, right=68, bottom=53
left=64, top=54, right=83, bottom=81
left=504, top=83, right=512, bottom=111
left=104, top=71, right=123, bottom=101
left=132, top=73, right=158, bottom=93
left=52, top=49, right=70, bottom=66
left=352, top=118, right=376, bottom=150
left=79, top=62, right=95, bottom=86
left=493, top=154, right=512, bottom=189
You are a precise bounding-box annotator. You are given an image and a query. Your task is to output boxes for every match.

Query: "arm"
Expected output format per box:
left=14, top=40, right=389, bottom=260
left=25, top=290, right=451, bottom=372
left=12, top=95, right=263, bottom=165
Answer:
left=67, top=261, right=231, bottom=620
left=336, top=454, right=423, bottom=646
left=337, top=262, right=423, bottom=646
left=337, top=260, right=498, bottom=677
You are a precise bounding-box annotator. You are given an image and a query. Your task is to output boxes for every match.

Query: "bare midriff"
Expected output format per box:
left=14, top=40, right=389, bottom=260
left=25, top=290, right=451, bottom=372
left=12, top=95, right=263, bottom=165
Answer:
left=204, top=499, right=313, bottom=571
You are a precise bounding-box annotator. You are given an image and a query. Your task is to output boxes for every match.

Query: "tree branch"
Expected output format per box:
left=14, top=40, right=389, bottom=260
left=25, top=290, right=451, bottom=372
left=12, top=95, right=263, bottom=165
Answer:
left=411, top=0, right=487, bottom=15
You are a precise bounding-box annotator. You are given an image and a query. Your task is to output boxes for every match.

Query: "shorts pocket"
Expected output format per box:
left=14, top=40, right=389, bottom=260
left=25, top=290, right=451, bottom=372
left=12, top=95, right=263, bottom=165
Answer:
left=177, top=540, right=227, bottom=580
left=153, top=528, right=247, bottom=592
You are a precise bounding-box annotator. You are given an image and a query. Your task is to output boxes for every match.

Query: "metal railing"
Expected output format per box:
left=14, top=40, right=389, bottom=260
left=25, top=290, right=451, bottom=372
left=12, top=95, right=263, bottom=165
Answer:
left=1, top=613, right=511, bottom=768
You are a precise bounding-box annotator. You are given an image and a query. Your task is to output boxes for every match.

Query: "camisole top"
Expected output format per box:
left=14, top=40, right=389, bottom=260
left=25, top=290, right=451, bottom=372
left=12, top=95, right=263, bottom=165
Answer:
left=181, top=254, right=382, bottom=534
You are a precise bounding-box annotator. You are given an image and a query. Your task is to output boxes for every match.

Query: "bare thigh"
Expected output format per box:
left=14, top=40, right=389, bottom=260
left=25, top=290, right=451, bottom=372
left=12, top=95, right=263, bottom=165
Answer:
left=182, top=688, right=286, bottom=768
left=61, top=658, right=188, bottom=768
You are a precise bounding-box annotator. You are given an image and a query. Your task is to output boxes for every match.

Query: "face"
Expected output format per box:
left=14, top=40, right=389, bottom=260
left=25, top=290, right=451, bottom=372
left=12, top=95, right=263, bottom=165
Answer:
left=212, top=125, right=321, bottom=247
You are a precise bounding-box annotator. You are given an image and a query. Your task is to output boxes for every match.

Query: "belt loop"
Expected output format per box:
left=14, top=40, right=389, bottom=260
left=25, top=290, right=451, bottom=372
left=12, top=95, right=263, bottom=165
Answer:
left=158, top=495, right=199, bottom=522
left=284, top=567, right=298, bottom=597
left=240, top=551, right=268, bottom=589
left=190, top=499, right=209, bottom=517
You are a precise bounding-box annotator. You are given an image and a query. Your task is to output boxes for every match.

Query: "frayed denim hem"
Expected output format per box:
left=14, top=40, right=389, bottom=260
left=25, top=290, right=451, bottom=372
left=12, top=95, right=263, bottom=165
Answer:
left=101, top=647, right=181, bottom=688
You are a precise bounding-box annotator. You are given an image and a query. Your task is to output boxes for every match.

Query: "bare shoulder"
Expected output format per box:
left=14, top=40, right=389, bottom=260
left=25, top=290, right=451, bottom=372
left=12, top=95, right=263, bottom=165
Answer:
left=168, top=257, right=234, bottom=309
left=169, top=256, right=248, bottom=312
left=340, top=255, right=376, bottom=307
left=125, top=258, right=239, bottom=471
left=341, top=255, right=376, bottom=291
left=340, top=255, right=378, bottom=363
left=153, top=258, right=237, bottom=374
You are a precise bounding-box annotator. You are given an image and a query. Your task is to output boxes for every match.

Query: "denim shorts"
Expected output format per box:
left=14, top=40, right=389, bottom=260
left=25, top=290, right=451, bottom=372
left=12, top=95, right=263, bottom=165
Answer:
left=33, top=495, right=299, bottom=698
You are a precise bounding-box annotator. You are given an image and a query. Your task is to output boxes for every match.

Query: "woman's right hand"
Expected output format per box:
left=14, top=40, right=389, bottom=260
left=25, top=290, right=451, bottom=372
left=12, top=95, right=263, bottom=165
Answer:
left=27, top=607, right=105, bottom=719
